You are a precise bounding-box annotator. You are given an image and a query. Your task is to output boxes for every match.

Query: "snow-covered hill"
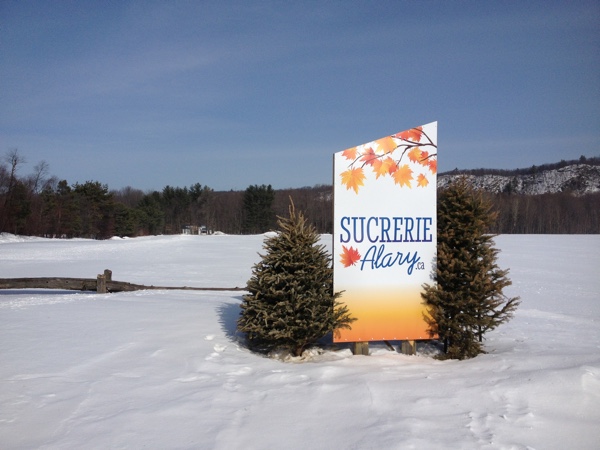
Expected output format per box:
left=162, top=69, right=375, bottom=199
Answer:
left=439, top=163, right=600, bottom=195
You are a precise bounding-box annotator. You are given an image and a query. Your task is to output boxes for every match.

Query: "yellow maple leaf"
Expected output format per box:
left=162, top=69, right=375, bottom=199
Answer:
left=407, top=147, right=422, bottom=164
left=393, top=164, right=413, bottom=188
left=373, top=157, right=395, bottom=179
left=342, top=147, right=357, bottom=160
left=417, top=173, right=429, bottom=187
left=341, top=167, right=366, bottom=194
left=376, top=136, right=397, bottom=154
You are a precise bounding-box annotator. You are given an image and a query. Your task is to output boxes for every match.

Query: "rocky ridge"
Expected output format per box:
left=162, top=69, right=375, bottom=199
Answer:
left=438, top=163, right=600, bottom=195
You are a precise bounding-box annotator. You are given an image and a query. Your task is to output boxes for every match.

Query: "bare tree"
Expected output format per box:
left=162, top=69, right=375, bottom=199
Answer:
left=1, top=149, right=27, bottom=231
left=27, top=160, right=50, bottom=194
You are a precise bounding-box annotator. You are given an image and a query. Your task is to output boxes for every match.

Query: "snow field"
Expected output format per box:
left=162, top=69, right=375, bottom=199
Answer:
left=1, top=233, right=599, bottom=449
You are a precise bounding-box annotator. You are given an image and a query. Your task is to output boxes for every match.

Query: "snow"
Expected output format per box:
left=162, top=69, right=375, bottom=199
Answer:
left=1, top=233, right=599, bottom=449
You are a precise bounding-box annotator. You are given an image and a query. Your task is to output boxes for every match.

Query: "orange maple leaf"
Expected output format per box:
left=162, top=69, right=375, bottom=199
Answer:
left=376, top=136, right=397, bottom=154
left=373, top=157, right=396, bottom=178
left=393, top=127, right=423, bottom=142
left=387, top=159, right=398, bottom=174
left=341, top=167, right=365, bottom=194
left=428, top=158, right=437, bottom=174
left=419, top=150, right=429, bottom=166
left=340, top=245, right=361, bottom=268
left=393, top=164, right=413, bottom=188
left=371, top=158, right=383, bottom=178
left=360, top=146, right=378, bottom=166
left=417, top=173, right=429, bottom=187
left=407, top=147, right=422, bottom=164
left=342, top=147, right=357, bottom=160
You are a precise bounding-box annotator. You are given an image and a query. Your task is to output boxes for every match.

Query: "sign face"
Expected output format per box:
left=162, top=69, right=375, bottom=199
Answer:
left=333, top=122, right=437, bottom=342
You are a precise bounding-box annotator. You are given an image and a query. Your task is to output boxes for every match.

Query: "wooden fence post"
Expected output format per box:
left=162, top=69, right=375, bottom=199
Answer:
left=353, top=341, right=369, bottom=356
left=97, top=274, right=106, bottom=294
left=401, top=340, right=416, bottom=355
left=104, top=269, right=112, bottom=282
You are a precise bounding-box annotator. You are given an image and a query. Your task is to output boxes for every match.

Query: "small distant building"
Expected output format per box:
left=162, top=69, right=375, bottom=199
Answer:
left=182, top=225, right=198, bottom=235
left=182, top=225, right=210, bottom=235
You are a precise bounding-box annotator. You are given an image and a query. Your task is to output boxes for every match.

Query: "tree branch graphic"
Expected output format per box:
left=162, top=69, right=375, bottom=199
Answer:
left=340, top=126, right=437, bottom=194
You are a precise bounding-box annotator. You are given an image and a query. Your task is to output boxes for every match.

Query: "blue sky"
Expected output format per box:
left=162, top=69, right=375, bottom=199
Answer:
left=1, top=0, right=599, bottom=191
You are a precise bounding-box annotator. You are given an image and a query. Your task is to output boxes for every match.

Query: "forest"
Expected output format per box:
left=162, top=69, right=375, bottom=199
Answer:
left=1, top=149, right=598, bottom=238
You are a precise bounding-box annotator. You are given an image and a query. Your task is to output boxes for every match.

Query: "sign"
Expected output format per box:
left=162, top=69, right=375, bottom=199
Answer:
left=333, top=122, right=437, bottom=342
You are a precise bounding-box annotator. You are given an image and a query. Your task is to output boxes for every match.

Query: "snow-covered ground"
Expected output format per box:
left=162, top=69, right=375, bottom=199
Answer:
left=1, top=233, right=599, bottom=449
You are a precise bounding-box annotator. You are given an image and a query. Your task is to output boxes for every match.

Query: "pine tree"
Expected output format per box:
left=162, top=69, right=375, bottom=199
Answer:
left=242, top=184, right=275, bottom=234
left=422, top=178, right=520, bottom=359
left=238, top=201, right=355, bottom=357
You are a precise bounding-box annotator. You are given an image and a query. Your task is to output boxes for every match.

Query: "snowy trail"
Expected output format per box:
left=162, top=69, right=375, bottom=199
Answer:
left=1, top=234, right=599, bottom=449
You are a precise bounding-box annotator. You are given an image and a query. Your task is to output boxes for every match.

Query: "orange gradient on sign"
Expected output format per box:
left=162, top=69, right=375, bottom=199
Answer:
left=334, top=287, right=434, bottom=342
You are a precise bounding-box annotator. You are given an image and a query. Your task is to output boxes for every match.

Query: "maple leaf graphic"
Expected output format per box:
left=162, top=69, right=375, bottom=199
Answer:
left=392, top=127, right=423, bottom=142
left=407, top=147, right=423, bottom=164
left=342, top=147, right=357, bottom=160
left=360, top=146, right=378, bottom=166
left=393, top=164, right=413, bottom=188
left=373, top=157, right=396, bottom=179
left=340, top=245, right=361, bottom=268
left=376, top=136, right=397, bottom=154
left=341, top=167, right=365, bottom=194
left=387, top=159, right=398, bottom=174
left=428, top=158, right=437, bottom=174
left=417, top=173, right=429, bottom=187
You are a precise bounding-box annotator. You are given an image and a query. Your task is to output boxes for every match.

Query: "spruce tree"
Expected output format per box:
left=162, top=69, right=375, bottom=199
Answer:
left=422, top=178, right=520, bottom=359
left=238, top=201, right=355, bottom=357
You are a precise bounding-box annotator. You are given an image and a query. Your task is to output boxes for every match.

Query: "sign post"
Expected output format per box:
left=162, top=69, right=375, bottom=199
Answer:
left=333, top=122, right=438, bottom=349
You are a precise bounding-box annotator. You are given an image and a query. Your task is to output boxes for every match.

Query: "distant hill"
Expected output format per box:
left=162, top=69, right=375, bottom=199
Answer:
left=439, top=157, right=600, bottom=195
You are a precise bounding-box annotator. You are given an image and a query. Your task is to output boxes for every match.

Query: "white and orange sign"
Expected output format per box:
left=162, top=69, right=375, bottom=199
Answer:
left=333, top=122, right=438, bottom=342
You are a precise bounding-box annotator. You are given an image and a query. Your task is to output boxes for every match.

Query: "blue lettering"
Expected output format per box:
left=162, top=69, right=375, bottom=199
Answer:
left=340, top=217, right=351, bottom=243
left=359, top=244, right=422, bottom=275
left=353, top=217, right=365, bottom=243
left=366, top=217, right=379, bottom=243
left=393, top=217, right=403, bottom=242
left=422, top=217, right=433, bottom=242
left=404, top=217, right=414, bottom=242
left=338, top=216, right=435, bottom=244
left=380, top=217, right=391, bottom=242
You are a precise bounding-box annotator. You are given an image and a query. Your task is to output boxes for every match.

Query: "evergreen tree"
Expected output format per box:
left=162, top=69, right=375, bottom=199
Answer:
left=242, top=184, right=275, bottom=234
left=238, top=201, right=355, bottom=356
left=113, top=202, right=137, bottom=237
left=423, top=178, right=520, bottom=359
left=136, top=191, right=165, bottom=235
left=72, top=181, right=115, bottom=239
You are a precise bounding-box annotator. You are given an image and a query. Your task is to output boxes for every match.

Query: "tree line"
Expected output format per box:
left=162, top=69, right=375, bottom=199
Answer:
left=0, top=150, right=332, bottom=238
left=487, top=191, right=599, bottom=234
left=1, top=149, right=598, bottom=238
